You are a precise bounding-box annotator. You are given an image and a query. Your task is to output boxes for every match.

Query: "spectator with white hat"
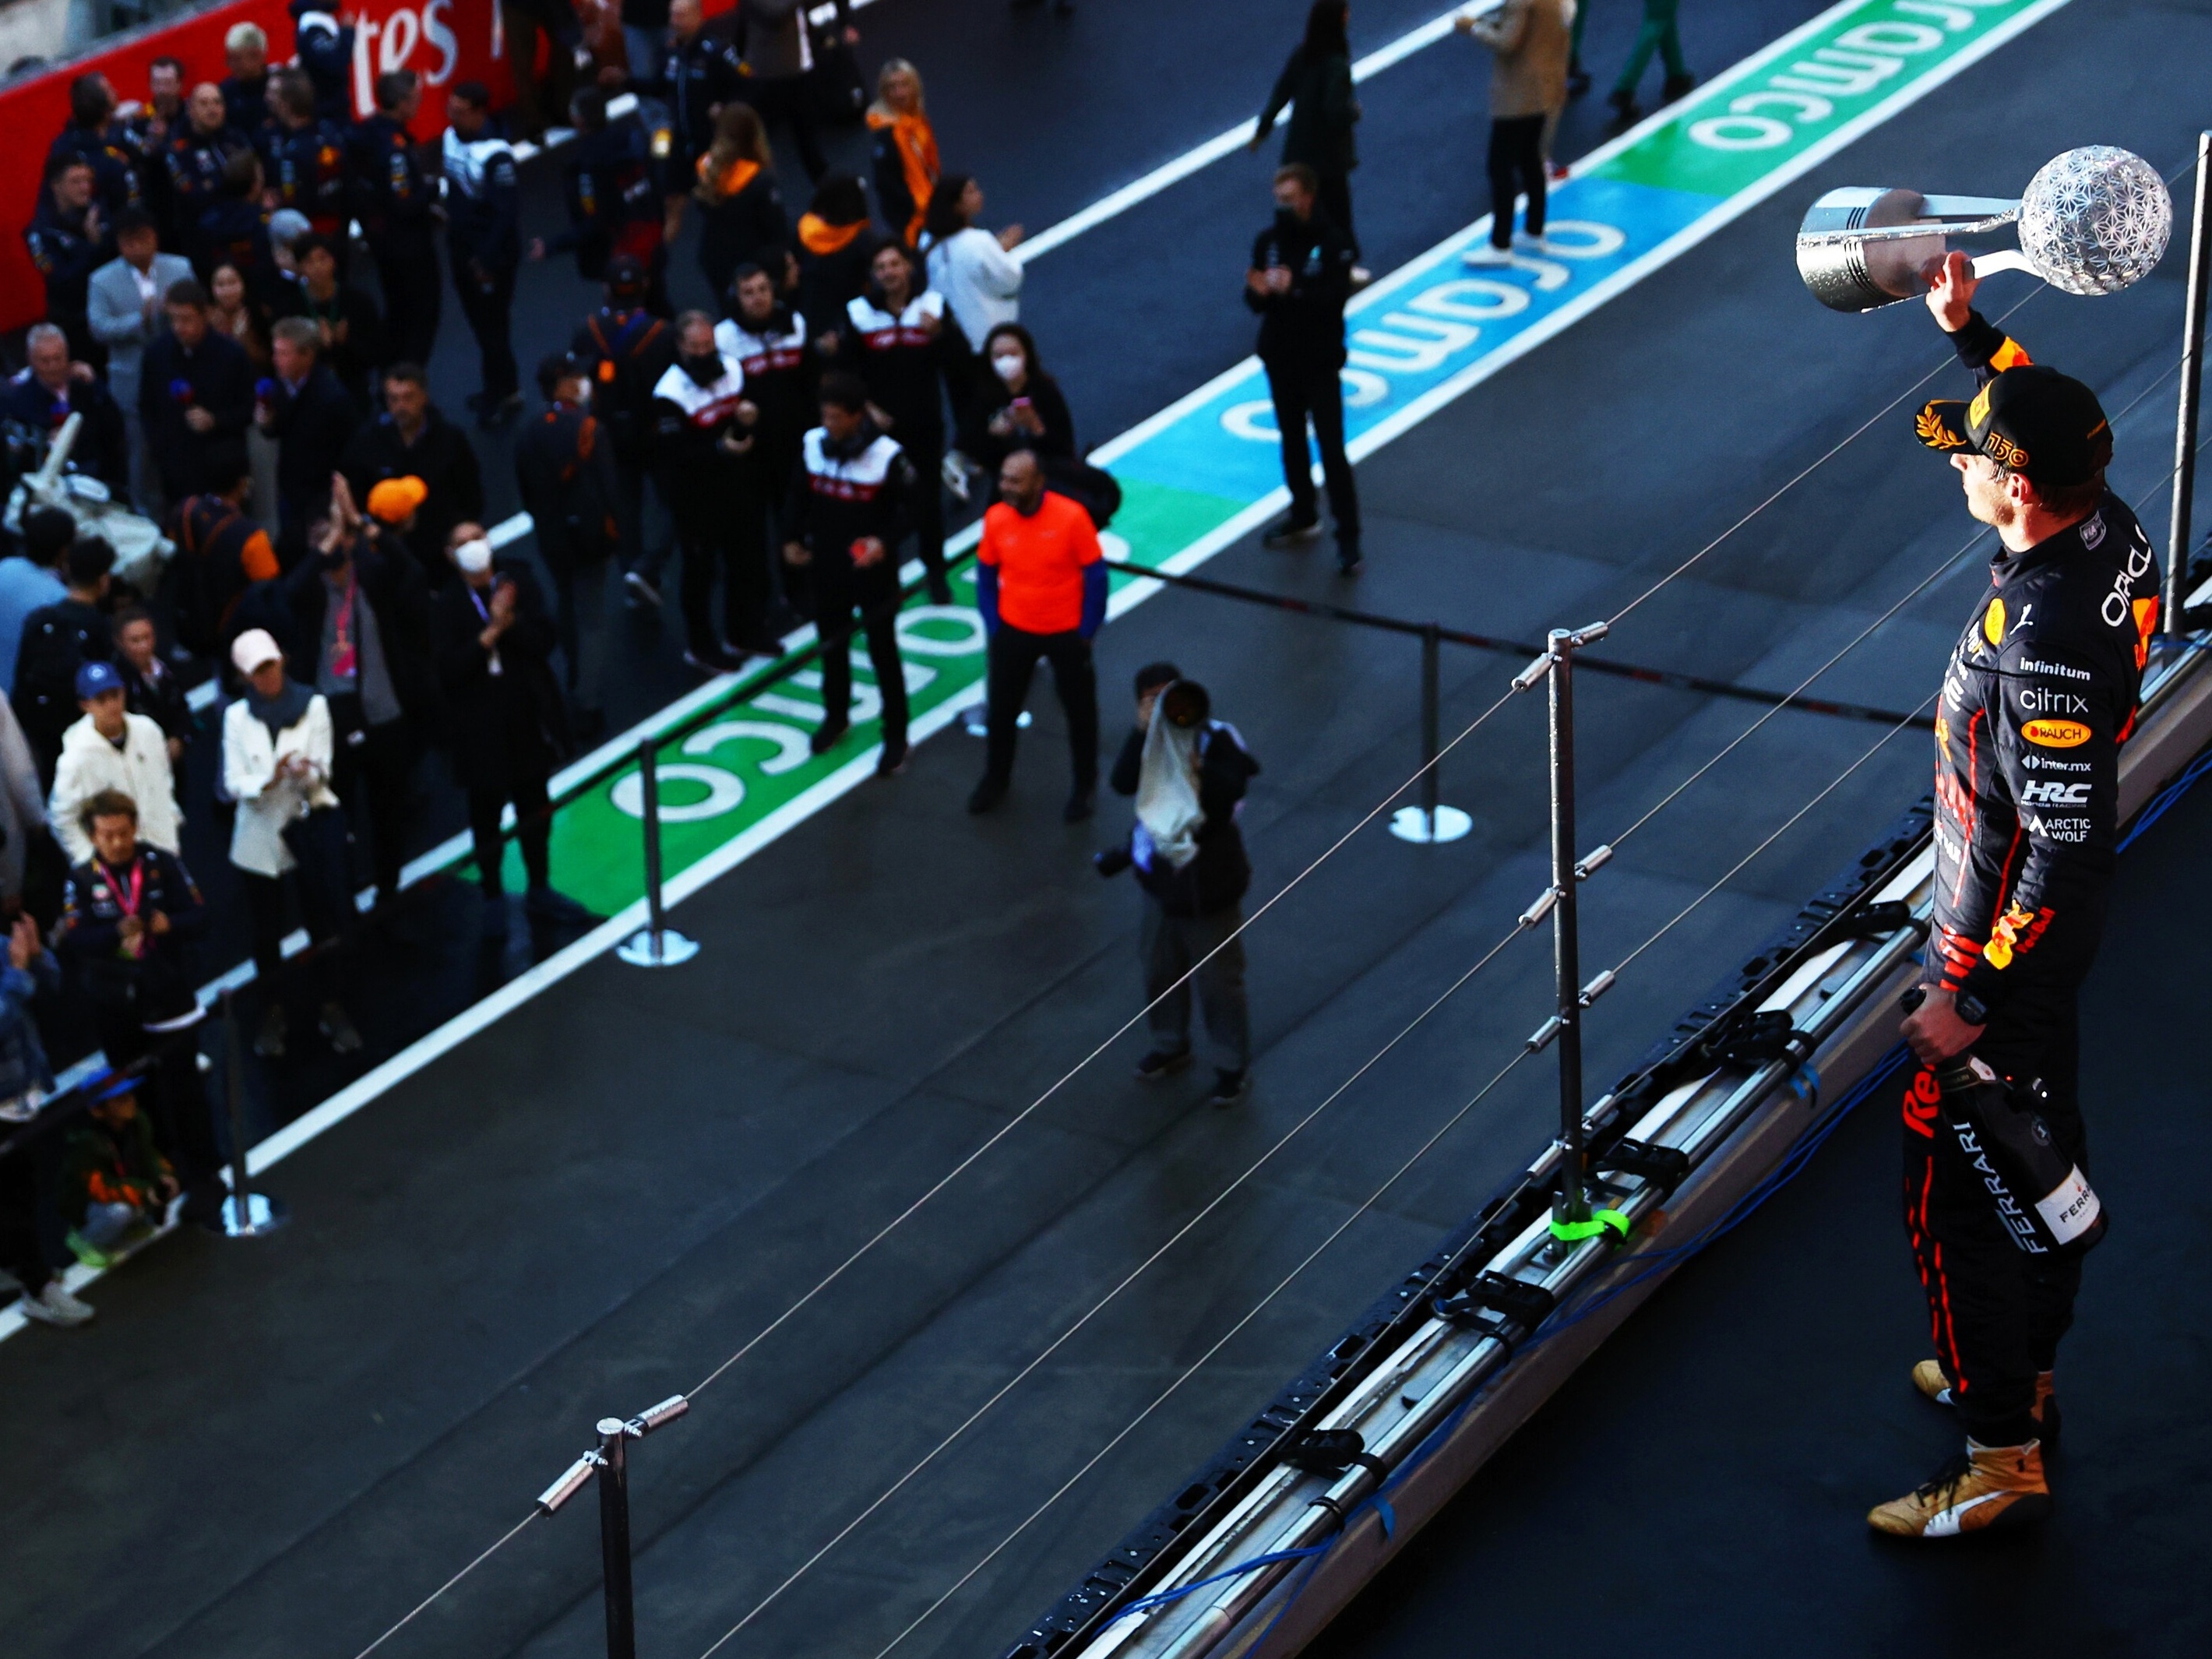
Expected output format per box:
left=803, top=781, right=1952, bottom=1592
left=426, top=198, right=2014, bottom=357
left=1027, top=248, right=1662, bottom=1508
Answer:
left=220, top=626, right=358, bottom=1057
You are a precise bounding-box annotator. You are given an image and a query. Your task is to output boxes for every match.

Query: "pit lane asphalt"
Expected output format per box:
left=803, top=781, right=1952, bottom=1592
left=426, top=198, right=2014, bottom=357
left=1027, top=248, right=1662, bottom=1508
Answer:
left=7, top=1, right=2209, bottom=1657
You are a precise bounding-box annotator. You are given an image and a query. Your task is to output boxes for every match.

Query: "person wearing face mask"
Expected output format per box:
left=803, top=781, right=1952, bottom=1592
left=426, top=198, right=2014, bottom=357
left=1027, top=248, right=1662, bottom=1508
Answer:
left=784, top=372, right=914, bottom=773
left=516, top=354, right=622, bottom=736
left=220, top=627, right=358, bottom=1058
left=651, top=311, right=773, bottom=671
left=840, top=240, right=960, bottom=604
left=716, top=263, right=816, bottom=628
left=968, top=449, right=1104, bottom=820
left=960, top=323, right=1075, bottom=494
left=431, top=522, right=585, bottom=938
left=1246, top=164, right=1361, bottom=574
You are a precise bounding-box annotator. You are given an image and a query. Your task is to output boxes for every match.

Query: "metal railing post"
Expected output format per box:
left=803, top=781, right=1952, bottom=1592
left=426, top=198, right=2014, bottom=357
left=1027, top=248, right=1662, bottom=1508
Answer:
left=215, top=987, right=285, bottom=1237
left=1389, top=623, right=1471, bottom=844
left=596, top=1418, right=636, bottom=1659
left=537, top=1396, right=689, bottom=1659
left=1546, top=629, right=1591, bottom=1233
left=2165, top=129, right=2212, bottom=635
left=618, top=737, right=699, bottom=967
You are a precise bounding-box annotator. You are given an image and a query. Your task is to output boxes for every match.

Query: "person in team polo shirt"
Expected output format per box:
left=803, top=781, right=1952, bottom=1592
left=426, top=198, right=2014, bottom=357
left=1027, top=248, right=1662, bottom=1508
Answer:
left=967, top=449, right=1105, bottom=822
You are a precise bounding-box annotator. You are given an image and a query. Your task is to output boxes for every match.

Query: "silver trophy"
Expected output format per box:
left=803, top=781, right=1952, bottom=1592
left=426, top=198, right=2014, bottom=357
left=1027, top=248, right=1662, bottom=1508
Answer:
left=1795, top=146, right=2171, bottom=313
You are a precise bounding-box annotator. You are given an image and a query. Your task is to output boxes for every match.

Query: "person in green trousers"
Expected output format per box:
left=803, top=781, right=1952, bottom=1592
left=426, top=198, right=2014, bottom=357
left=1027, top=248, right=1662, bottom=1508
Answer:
left=1607, top=0, right=1694, bottom=124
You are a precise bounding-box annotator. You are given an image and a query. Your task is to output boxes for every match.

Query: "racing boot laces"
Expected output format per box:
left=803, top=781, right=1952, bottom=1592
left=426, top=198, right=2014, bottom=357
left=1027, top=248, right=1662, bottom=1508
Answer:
left=1868, top=1439, right=2051, bottom=1538
left=1911, top=1362, right=2061, bottom=1450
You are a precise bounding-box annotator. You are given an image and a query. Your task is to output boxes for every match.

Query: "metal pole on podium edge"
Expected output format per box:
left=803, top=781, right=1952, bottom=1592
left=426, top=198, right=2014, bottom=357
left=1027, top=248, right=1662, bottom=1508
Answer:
left=537, top=1396, right=689, bottom=1659
left=618, top=737, right=699, bottom=967
left=2164, top=130, right=2211, bottom=636
left=1390, top=623, right=1473, bottom=844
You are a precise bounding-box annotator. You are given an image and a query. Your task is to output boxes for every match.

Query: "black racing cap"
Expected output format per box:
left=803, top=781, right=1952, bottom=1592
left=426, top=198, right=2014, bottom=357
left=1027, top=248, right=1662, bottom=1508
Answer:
left=1914, top=364, right=2112, bottom=488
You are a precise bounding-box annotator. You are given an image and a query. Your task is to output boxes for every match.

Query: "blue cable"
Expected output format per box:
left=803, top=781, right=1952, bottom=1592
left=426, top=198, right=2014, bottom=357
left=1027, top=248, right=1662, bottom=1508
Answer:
left=2119, top=742, right=2212, bottom=851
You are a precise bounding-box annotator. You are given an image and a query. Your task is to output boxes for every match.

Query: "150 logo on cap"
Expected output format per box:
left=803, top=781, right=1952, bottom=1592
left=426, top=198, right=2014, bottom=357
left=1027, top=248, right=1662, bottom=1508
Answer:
left=2023, top=718, right=2090, bottom=748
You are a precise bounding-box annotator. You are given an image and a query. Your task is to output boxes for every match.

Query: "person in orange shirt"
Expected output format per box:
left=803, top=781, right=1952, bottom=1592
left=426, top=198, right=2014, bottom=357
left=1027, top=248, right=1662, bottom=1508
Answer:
left=866, top=59, right=939, bottom=248
left=969, top=450, right=1106, bottom=821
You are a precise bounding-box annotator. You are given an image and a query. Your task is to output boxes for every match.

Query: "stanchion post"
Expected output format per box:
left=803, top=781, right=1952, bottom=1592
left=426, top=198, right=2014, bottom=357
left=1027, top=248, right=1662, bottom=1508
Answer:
left=618, top=737, right=699, bottom=967
left=216, top=987, right=285, bottom=1237
left=1545, top=629, right=1591, bottom=1231
left=1389, top=624, right=1472, bottom=844
left=596, top=1418, right=636, bottom=1659
left=2166, top=129, right=2212, bottom=636
left=537, top=1396, right=688, bottom=1659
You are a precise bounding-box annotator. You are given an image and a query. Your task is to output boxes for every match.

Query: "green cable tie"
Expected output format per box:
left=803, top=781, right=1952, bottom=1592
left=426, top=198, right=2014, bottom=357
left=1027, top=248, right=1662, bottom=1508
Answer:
left=1548, top=1208, right=1630, bottom=1242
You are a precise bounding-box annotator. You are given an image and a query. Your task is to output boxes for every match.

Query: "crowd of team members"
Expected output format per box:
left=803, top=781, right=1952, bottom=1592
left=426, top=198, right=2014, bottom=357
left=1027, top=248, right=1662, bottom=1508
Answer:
left=0, top=0, right=1132, bottom=1327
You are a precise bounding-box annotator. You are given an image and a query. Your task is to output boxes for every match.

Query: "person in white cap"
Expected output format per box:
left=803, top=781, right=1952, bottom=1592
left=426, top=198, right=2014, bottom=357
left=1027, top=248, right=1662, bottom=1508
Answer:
left=220, top=628, right=360, bottom=1057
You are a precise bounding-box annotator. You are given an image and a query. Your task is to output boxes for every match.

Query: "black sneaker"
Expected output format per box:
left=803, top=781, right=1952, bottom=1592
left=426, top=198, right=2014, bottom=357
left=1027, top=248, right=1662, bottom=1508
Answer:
left=926, top=576, right=954, bottom=605
left=1135, top=1049, right=1192, bottom=1083
left=810, top=719, right=850, bottom=756
left=1568, top=58, right=1591, bottom=98
left=1661, top=72, right=1697, bottom=103
left=1063, top=788, right=1094, bottom=824
left=1262, top=512, right=1323, bottom=549
left=1337, top=545, right=1363, bottom=576
left=1210, top=1068, right=1252, bottom=1108
left=525, top=886, right=599, bottom=924
left=1607, top=87, right=1641, bottom=126
left=967, top=776, right=1008, bottom=815
left=877, top=735, right=909, bottom=777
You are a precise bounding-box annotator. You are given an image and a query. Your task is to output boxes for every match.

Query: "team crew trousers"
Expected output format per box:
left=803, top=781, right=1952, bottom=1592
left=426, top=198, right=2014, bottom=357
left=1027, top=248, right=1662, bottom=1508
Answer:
left=983, top=625, right=1098, bottom=793
left=1486, top=114, right=1547, bottom=248
left=1263, top=354, right=1360, bottom=548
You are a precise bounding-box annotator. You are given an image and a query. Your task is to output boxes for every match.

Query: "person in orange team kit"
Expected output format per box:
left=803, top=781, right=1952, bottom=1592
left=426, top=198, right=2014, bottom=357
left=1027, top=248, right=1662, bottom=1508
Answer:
left=967, top=449, right=1105, bottom=822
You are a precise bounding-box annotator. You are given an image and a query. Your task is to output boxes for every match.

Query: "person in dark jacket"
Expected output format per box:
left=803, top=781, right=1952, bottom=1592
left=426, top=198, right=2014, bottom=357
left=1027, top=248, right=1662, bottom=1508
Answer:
left=651, top=312, right=770, bottom=671
left=793, top=176, right=877, bottom=356
left=164, top=453, right=277, bottom=658
left=533, top=87, right=667, bottom=305
left=735, top=0, right=852, bottom=182
left=1104, top=666, right=1261, bottom=1108
left=1246, top=166, right=1361, bottom=573
left=139, top=279, right=253, bottom=503
left=1252, top=2, right=1363, bottom=263
left=192, top=149, right=280, bottom=311
left=260, top=72, right=350, bottom=258
left=442, top=83, right=523, bottom=428
left=692, top=104, right=790, bottom=310
left=259, top=316, right=358, bottom=537
left=220, top=22, right=274, bottom=139
left=958, top=322, right=1076, bottom=492
left=515, top=354, right=622, bottom=733
left=784, top=372, right=912, bottom=771
left=12, top=537, right=116, bottom=786
left=2, top=326, right=129, bottom=501
left=650, top=0, right=745, bottom=227
left=570, top=259, right=678, bottom=605
left=431, top=524, right=585, bottom=934
left=111, top=608, right=192, bottom=761
left=836, top=239, right=958, bottom=603
left=283, top=480, right=434, bottom=914
left=46, top=72, right=142, bottom=222
left=24, top=157, right=112, bottom=364
left=288, top=0, right=356, bottom=124
left=350, top=70, right=442, bottom=368
left=56, top=787, right=220, bottom=1216
left=340, top=364, right=485, bottom=585
left=163, top=83, right=252, bottom=255
left=122, top=58, right=187, bottom=241
left=57, top=1076, right=175, bottom=1266
left=280, top=234, right=381, bottom=410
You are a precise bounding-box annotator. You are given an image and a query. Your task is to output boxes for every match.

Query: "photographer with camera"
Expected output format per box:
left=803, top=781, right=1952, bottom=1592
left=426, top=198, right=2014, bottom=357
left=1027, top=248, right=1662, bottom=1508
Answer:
left=1100, top=664, right=1260, bottom=1108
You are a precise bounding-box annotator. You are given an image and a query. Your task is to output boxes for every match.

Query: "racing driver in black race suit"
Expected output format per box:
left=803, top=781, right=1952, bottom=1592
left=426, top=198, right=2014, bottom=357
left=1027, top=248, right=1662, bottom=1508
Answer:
left=1871, top=252, right=2160, bottom=1540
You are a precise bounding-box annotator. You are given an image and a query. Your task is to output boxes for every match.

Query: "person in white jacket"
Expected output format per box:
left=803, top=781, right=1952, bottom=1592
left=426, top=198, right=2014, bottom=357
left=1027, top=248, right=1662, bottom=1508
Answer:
left=48, top=660, right=184, bottom=867
left=220, top=628, right=360, bottom=1058
left=920, top=173, right=1025, bottom=351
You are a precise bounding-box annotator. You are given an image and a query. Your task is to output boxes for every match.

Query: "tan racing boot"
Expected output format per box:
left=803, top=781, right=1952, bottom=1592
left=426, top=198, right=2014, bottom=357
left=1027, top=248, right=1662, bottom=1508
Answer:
left=1868, top=1440, right=2052, bottom=1537
left=1910, top=1362, right=2061, bottom=1449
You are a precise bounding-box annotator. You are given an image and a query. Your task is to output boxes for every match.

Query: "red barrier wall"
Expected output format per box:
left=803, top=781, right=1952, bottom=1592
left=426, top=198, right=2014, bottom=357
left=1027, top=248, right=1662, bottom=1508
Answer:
left=0, top=0, right=516, bottom=332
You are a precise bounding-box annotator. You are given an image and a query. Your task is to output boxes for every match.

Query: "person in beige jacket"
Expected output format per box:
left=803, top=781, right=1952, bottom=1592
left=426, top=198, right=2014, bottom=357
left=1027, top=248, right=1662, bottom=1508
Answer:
left=1456, top=0, right=1576, bottom=259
